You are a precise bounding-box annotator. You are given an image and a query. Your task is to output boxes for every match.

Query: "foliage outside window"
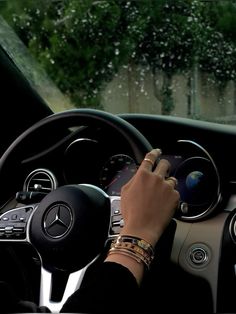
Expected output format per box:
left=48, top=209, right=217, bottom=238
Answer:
left=0, top=0, right=236, bottom=121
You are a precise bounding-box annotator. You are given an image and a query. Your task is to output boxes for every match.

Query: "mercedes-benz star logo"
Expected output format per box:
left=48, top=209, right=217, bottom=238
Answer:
left=43, top=204, right=73, bottom=238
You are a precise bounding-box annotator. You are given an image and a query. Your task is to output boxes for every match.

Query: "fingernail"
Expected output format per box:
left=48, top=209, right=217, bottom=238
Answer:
left=155, top=148, right=162, bottom=155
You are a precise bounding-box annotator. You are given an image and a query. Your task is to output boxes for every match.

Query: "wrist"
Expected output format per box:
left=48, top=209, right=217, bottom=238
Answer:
left=105, top=234, right=155, bottom=285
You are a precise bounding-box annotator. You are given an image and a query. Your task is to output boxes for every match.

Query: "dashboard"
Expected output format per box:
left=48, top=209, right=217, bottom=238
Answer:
left=1, top=111, right=236, bottom=313
left=20, top=125, right=220, bottom=223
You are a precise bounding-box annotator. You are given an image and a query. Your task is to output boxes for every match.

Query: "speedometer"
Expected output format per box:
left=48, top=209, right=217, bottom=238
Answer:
left=100, top=154, right=137, bottom=196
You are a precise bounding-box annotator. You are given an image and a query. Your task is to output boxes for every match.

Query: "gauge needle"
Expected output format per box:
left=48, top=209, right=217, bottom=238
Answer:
left=105, top=176, right=119, bottom=189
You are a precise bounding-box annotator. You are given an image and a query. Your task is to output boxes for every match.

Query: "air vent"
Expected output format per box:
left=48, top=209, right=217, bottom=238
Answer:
left=23, top=168, right=57, bottom=193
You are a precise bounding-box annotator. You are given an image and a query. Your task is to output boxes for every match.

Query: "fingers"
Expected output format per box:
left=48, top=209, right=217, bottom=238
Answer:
left=141, top=149, right=178, bottom=189
left=165, top=176, right=178, bottom=189
left=153, top=158, right=170, bottom=178
left=140, top=149, right=162, bottom=171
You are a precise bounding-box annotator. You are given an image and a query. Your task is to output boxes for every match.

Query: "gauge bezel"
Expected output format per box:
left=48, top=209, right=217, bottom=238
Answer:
left=174, top=140, right=221, bottom=221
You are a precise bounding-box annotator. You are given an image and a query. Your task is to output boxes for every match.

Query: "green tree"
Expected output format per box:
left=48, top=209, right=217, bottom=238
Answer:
left=196, top=1, right=236, bottom=82
left=1, top=0, right=150, bottom=108
left=134, top=0, right=236, bottom=115
left=1, top=0, right=236, bottom=114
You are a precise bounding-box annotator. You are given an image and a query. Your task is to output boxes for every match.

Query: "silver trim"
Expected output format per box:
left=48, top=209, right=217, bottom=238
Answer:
left=23, top=168, right=58, bottom=193
left=65, top=138, right=98, bottom=153
left=26, top=185, right=107, bottom=312
left=43, top=204, right=73, bottom=239
left=39, top=256, right=98, bottom=313
left=26, top=203, right=39, bottom=242
left=177, top=140, right=221, bottom=221
left=189, top=247, right=209, bottom=265
left=108, top=195, right=122, bottom=240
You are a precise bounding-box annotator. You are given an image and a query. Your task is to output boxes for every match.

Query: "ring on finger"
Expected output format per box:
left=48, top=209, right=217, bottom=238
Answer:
left=144, top=158, right=155, bottom=167
left=166, top=176, right=178, bottom=188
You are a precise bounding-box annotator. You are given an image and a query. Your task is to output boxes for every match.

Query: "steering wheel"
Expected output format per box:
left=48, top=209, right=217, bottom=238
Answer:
left=0, top=109, right=153, bottom=312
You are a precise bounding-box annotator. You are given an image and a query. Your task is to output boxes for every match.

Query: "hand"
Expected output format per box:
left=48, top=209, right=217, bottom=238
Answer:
left=120, top=148, right=180, bottom=247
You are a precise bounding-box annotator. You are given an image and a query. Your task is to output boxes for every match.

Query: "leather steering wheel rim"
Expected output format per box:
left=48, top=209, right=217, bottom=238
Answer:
left=0, top=108, right=152, bottom=166
left=0, top=108, right=153, bottom=204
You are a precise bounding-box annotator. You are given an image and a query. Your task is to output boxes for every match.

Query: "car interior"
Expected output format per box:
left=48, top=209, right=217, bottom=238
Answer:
left=0, top=1, right=236, bottom=313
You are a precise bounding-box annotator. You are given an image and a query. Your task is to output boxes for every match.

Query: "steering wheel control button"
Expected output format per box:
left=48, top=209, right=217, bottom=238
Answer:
left=0, top=206, right=33, bottom=239
left=11, top=214, right=17, bottom=220
left=43, top=204, right=72, bottom=239
left=110, top=198, right=124, bottom=235
left=5, top=226, right=14, bottom=234
left=112, top=214, right=122, bottom=223
left=187, top=244, right=210, bottom=268
left=111, top=198, right=120, bottom=215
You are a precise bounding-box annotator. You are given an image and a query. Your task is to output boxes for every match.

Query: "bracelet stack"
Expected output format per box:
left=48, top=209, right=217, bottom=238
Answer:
left=108, top=235, right=155, bottom=269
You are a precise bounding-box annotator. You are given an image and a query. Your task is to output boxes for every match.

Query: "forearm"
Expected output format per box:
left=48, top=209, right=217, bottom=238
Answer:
left=60, top=261, right=140, bottom=313
left=105, top=252, right=145, bottom=285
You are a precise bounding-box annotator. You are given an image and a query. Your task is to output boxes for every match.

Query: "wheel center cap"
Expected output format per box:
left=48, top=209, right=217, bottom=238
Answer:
left=43, top=204, right=73, bottom=238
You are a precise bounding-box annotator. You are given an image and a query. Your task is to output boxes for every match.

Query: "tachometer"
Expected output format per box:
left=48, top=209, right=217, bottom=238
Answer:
left=100, top=154, right=137, bottom=196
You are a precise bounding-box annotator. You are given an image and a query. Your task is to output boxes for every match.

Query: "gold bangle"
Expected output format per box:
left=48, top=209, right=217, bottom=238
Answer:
left=109, top=244, right=153, bottom=269
left=108, top=248, right=143, bottom=265
left=116, top=235, right=154, bottom=256
left=109, top=247, right=150, bottom=269
left=108, top=247, right=153, bottom=269
left=111, top=242, right=152, bottom=263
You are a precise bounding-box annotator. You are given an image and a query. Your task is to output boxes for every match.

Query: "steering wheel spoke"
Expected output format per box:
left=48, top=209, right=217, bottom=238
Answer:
left=39, top=258, right=97, bottom=313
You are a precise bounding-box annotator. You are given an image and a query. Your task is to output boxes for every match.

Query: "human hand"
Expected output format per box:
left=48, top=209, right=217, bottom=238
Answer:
left=120, top=148, right=180, bottom=247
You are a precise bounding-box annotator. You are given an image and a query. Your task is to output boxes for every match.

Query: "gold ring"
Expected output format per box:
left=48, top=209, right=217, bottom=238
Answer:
left=144, top=158, right=155, bottom=167
left=166, top=176, right=178, bottom=188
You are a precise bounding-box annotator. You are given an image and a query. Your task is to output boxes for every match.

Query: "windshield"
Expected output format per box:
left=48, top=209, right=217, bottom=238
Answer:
left=0, top=0, right=236, bottom=124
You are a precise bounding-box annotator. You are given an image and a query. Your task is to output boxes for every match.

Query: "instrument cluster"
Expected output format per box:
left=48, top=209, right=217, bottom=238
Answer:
left=61, top=138, right=221, bottom=221
left=21, top=137, right=221, bottom=222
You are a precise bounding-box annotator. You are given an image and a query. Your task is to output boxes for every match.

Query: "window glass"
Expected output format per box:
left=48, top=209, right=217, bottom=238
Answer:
left=0, top=0, right=236, bottom=124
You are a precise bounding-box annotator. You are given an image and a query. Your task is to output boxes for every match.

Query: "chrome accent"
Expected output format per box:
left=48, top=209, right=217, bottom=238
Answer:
left=177, top=140, right=221, bottom=221
left=23, top=168, right=57, bottom=193
left=108, top=195, right=122, bottom=239
left=65, top=138, right=98, bottom=153
left=43, top=204, right=73, bottom=239
left=179, top=202, right=188, bottom=214
left=39, top=256, right=98, bottom=313
left=189, top=247, right=208, bottom=265
left=26, top=203, right=39, bottom=242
